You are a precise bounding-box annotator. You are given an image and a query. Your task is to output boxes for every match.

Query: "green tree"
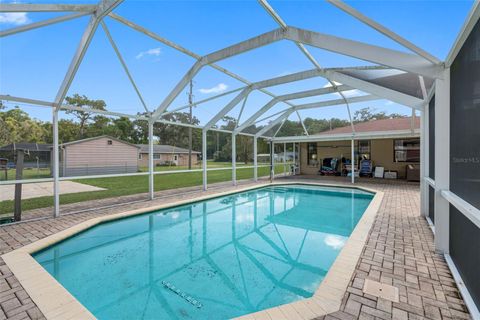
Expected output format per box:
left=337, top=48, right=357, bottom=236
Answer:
left=65, top=94, right=107, bottom=139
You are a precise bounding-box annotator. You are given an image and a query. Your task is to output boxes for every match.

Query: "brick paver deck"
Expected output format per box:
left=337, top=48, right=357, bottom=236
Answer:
left=0, top=177, right=471, bottom=319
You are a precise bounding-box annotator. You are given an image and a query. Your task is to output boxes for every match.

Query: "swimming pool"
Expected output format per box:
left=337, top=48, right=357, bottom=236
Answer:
left=32, top=184, right=374, bottom=320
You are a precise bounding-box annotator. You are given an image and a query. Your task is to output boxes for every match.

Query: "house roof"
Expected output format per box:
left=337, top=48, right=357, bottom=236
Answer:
left=137, top=144, right=201, bottom=154
left=0, top=143, right=52, bottom=152
left=60, top=135, right=140, bottom=148
left=321, top=117, right=420, bottom=135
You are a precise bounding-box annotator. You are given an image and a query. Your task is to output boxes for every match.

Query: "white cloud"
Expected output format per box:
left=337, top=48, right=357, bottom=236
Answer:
left=323, top=81, right=362, bottom=98
left=324, top=235, right=346, bottom=250
left=199, top=83, right=228, bottom=94
left=136, top=47, right=162, bottom=60
left=0, top=12, right=30, bottom=25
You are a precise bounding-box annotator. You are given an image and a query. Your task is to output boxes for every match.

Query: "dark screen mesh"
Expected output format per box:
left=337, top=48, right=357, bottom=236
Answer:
left=450, top=19, right=480, bottom=210
left=449, top=18, right=480, bottom=311
left=428, top=186, right=435, bottom=224
left=449, top=205, right=480, bottom=309
left=428, top=95, right=435, bottom=179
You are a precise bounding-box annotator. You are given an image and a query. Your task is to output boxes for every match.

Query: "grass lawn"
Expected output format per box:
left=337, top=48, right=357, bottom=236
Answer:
left=0, top=164, right=287, bottom=216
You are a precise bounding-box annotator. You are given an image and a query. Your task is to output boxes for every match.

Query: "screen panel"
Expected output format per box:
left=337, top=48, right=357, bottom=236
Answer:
left=450, top=19, right=480, bottom=210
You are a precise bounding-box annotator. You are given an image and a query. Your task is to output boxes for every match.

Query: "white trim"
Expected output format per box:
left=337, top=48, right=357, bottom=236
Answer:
left=272, top=129, right=420, bottom=143
left=0, top=4, right=96, bottom=12
left=445, top=1, right=480, bottom=67
left=441, top=190, right=480, bottom=229
left=425, top=177, right=435, bottom=188
left=445, top=254, right=480, bottom=320
left=326, top=0, right=440, bottom=64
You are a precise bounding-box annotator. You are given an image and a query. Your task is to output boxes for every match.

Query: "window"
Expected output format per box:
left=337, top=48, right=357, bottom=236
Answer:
left=174, top=155, right=178, bottom=161
left=357, top=140, right=371, bottom=161
left=107, top=140, right=113, bottom=145
left=153, top=153, right=161, bottom=160
left=394, top=139, right=420, bottom=162
left=138, top=153, right=142, bottom=160
left=307, top=143, right=318, bottom=166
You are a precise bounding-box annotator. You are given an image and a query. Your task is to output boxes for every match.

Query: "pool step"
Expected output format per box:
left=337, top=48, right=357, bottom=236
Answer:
left=161, top=281, right=203, bottom=309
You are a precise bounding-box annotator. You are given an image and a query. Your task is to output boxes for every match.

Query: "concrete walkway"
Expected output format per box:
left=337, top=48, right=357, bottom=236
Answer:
left=0, top=177, right=471, bottom=319
left=0, top=181, right=105, bottom=201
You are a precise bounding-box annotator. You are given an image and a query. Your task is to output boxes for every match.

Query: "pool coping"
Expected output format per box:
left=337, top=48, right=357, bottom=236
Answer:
left=2, top=181, right=383, bottom=320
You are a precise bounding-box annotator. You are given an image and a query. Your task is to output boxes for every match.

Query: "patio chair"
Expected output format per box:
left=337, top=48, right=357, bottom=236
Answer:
left=359, top=159, right=373, bottom=177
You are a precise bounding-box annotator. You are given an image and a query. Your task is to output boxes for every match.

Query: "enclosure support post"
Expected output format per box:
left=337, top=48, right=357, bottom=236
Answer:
left=14, top=150, right=24, bottom=222
left=253, top=137, right=258, bottom=182
left=283, top=142, right=287, bottom=176
left=434, top=69, right=450, bottom=254
left=270, top=141, right=274, bottom=182
left=148, top=119, right=154, bottom=200
left=53, top=109, right=60, bottom=218
left=202, top=129, right=207, bottom=191
left=232, top=133, right=237, bottom=186
left=292, top=142, right=295, bottom=176
left=351, top=138, right=355, bottom=184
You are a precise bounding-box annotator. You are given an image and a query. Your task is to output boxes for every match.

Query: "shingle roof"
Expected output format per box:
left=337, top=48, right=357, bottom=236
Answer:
left=60, top=135, right=140, bottom=148
left=322, top=117, right=420, bottom=135
left=137, top=144, right=201, bottom=154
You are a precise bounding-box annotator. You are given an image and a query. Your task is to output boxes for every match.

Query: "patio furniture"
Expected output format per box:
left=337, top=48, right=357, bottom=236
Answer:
left=319, top=158, right=340, bottom=176
left=374, top=167, right=384, bottom=178
left=359, top=159, right=373, bottom=177
left=406, top=164, right=420, bottom=181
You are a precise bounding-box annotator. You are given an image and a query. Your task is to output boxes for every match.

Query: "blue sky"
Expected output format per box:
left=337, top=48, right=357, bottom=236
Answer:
left=0, top=0, right=474, bottom=128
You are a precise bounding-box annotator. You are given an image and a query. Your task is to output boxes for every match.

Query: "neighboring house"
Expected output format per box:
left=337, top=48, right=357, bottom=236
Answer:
left=299, top=117, right=420, bottom=179
left=60, top=136, right=139, bottom=176
left=137, top=145, right=200, bottom=167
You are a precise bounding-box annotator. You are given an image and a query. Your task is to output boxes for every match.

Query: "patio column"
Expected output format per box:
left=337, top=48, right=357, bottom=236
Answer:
left=351, top=138, right=355, bottom=184
left=52, top=108, right=60, bottom=218
left=202, top=129, right=207, bottom=191
left=148, top=119, right=154, bottom=200
left=283, top=142, right=287, bottom=176
left=253, top=137, right=258, bottom=182
left=434, top=69, right=450, bottom=254
left=232, top=133, right=236, bottom=186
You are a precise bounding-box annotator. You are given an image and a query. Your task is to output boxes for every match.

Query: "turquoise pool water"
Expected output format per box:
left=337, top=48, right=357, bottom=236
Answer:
left=33, top=185, right=373, bottom=320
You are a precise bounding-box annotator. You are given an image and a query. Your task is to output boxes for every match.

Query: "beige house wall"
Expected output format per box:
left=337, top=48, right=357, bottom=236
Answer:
left=299, top=138, right=419, bottom=179
left=138, top=153, right=199, bottom=167
left=63, top=137, right=138, bottom=169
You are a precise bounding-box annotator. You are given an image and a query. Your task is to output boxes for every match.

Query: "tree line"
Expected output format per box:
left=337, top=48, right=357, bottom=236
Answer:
left=0, top=94, right=406, bottom=163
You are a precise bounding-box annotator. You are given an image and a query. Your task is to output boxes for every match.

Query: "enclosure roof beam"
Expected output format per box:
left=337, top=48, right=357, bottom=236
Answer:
left=326, top=0, right=441, bottom=64
left=203, top=87, right=253, bottom=130
left=256, top=94, right=378, bottom=138
left=234, top=84, right=352, bottom=134
left=258, top=0, right=354, bottom=134
left=296, top=111, right=309, bottom=135
left=0, top=4, right=97, bottom=12
left=294, top=94, right=378, bottom=111
left=284, top=26, right=444, bottom=79
left=53, top=0, right=124, bottom=110
left=151, top=28, right=286, bottom=119
left=326, top=71, right=425, bottom=110
left=109, top=14, right=298, bottom=112
left=255, top=110, right=293, bottom=137
left=0, top=12, right=91, bottom=38
left=101, top=21, right=149, bottom=113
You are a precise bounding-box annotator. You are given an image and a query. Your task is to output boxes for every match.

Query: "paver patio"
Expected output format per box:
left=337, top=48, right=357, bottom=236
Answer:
left=0, top=177, right=471, bottom=319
